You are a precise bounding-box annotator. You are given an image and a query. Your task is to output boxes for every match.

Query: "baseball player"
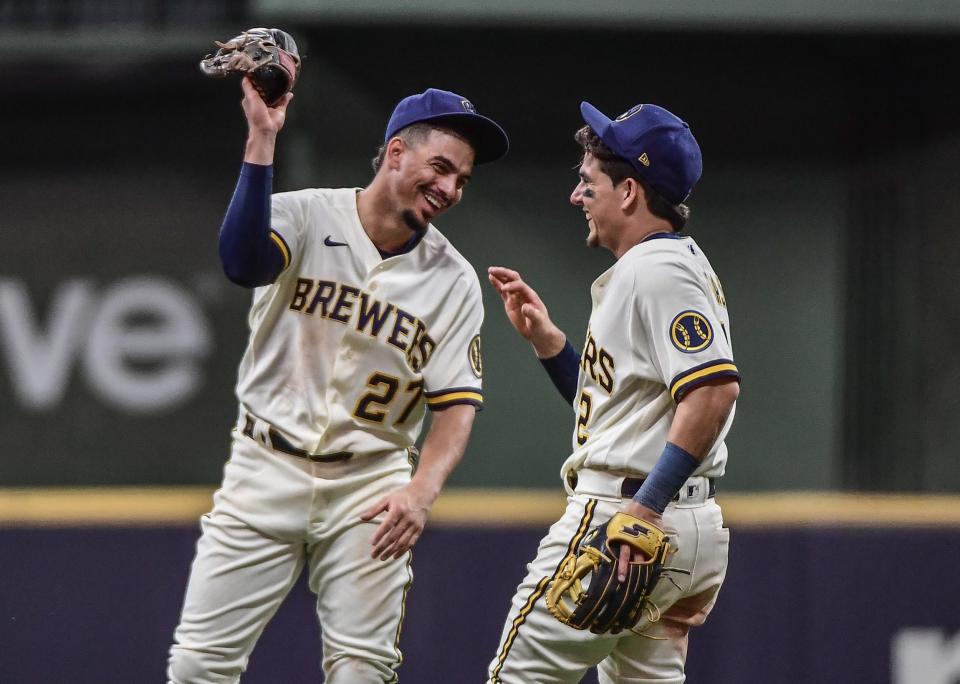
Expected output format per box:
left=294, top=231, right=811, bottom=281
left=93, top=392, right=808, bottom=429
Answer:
left=166, top=78, right=508, bottom=683
left=486, top=102, right=739, bottom=683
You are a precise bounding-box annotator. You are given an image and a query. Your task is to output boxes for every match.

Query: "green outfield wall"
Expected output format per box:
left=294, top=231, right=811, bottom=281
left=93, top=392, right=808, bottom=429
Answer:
left=1, top=26, right=957, bottom=491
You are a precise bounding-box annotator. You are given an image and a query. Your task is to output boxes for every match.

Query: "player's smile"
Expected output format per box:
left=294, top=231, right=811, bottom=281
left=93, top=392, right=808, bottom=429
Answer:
left=571, top=155, right=610, bottom=249
left=419, top=186, right=451, bottom=219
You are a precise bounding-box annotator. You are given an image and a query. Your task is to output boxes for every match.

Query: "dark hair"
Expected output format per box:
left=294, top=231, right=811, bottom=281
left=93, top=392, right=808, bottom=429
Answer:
left=574, top=125, right=690, bottom=231
left=371, top=123, right=471, bottom=174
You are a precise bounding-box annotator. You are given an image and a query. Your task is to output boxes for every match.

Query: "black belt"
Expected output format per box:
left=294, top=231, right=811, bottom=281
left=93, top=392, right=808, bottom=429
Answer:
left=242, top=414, right=352, bottom=463
left=620, top=477, right=716, bottom=501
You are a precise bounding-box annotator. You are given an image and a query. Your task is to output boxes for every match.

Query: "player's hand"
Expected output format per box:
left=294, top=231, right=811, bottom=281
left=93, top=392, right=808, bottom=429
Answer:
left=241, top=77, right=293, bottom=164
left=615, top=500, right=665, bottom=582
left=360, top=482, right=433, bottom=561
left=488, top=266, right=565, bottom=358
left=241, top=76, right=293, bottom=134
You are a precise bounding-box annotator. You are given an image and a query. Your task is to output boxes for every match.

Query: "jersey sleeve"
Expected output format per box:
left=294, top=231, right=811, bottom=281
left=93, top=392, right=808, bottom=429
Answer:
left=421, top=273, right=485, bottom=411
left=634, top=260, right=739, bottom=403
left=219, top=163, right=287, bottom=288
left=269, top=189, right=311, bottom=275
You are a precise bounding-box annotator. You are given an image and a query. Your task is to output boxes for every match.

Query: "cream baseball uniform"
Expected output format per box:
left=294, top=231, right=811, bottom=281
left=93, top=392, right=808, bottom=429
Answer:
left=169, top=188, right=484, bottom=684
left=489, top=233, right=738, bottom=684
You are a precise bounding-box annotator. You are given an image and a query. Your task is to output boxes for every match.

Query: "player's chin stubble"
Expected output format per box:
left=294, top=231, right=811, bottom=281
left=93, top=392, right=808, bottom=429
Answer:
left=401, top=209, right=428, bottom=234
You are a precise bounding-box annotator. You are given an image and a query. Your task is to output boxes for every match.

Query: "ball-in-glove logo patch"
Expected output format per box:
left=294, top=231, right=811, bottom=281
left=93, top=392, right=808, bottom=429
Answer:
left=468, top=334, right=483, bottom=378
left=670, top=311, right=712, bottom=353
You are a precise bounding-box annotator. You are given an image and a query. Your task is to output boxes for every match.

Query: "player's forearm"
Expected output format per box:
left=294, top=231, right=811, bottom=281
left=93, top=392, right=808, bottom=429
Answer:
left=666, top=379, right=739, bottom=458
left=410, top=404, right=476, bottom=503
left=631, top=379, right=739, bottom=515
left=244, top=130, right=278, bottom=166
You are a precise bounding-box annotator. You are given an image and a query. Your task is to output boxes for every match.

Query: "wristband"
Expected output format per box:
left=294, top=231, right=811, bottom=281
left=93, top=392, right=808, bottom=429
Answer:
left=538, top=339, right=579, bottom=406
left=632, top=442, right=699, bottom=514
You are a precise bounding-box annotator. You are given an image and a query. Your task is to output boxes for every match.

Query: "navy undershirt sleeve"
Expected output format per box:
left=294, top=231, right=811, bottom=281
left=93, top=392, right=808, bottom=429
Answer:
left=538, top=339, right=580, bottom=406
left=218, top=162, right=285, bottom=288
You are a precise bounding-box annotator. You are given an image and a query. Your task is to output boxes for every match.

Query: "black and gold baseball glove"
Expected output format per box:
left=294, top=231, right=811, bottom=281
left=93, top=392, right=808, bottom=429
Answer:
left=199, top=28, right=302, bottom=107
left=546, top=512, right=674, bottom=635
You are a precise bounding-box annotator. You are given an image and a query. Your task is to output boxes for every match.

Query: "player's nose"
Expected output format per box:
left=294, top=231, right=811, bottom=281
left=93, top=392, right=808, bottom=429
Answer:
left=435, top=176, right=457, bottom=205
left=570, top=181, right=585, bottom=206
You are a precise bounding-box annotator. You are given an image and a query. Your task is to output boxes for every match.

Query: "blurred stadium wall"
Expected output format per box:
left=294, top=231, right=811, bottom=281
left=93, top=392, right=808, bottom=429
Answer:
left=1, top=2, right=959, bottom=682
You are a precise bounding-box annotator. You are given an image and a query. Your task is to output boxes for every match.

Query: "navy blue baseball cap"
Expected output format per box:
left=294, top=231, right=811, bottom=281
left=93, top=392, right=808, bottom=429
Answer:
left=580, top=101, right=702, bottom=205
left=385, top=88, right=509, bottom=164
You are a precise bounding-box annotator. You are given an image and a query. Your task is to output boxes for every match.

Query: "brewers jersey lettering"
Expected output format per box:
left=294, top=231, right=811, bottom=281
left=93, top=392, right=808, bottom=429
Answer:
left=561, top=232, right=737, bottom=488
left=237, top=187, right=484, bottom=455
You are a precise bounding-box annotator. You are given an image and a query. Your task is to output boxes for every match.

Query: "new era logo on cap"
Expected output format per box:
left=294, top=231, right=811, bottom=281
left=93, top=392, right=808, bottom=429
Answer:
left=383, top=88, right=509, bottom=164
left=580, top=101, right=702, bottom=205
left=615, top=104, right=644, bottom=121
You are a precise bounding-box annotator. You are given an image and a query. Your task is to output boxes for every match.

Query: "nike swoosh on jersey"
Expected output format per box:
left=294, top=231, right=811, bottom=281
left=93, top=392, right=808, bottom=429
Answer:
left=324, top=235, right=348, bottom=247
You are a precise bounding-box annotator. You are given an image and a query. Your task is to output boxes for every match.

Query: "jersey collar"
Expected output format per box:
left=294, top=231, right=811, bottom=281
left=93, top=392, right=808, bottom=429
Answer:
left=377, top=228, right=426, bottom=259
left=642, top=231, right=685, bottom=243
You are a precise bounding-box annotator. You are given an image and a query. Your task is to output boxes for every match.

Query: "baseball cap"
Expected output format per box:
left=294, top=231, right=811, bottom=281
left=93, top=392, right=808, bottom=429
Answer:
left=385, top=88, right=509, bottom=164
left=580, top=101, right=702, bottom=205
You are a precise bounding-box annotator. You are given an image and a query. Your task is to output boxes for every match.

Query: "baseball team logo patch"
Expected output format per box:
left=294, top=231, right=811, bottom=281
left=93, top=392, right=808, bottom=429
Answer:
left=468, top=334, right=483, bottom=378
left=461, top=99, right=476, bottom=113
left=670, top=311, right=713, bottom=353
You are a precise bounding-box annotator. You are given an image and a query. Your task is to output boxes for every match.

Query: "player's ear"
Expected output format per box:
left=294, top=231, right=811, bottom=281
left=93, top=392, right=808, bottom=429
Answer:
left=620, top=177, right=642, bottom=211
left=385, top=137, right=406, bottom=170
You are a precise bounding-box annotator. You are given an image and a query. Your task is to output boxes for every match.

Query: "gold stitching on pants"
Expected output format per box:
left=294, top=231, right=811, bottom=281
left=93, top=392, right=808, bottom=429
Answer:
left=490, top=499, right=598, bottom=683
left=387, top=554, right=414, bottom=684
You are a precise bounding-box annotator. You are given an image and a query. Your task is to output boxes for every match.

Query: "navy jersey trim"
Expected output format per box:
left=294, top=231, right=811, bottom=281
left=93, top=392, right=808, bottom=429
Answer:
left=670, top=359, right=740, bottom=402
left=425, top=386, right=483, bottom=410
left=642, top=231, right=685, bottom=242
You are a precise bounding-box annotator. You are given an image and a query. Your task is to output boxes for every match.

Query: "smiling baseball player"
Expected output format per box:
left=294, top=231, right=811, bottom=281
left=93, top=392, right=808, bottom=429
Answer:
left=487, top=102, right=739, bottom=683
left=166, top=74, right=508, bottom=683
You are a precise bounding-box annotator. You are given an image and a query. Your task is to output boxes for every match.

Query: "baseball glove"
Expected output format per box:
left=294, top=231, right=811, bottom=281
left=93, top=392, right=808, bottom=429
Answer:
left=546, top=512, right=673, bottom=635
left=199, top=28, right=302, bottom=107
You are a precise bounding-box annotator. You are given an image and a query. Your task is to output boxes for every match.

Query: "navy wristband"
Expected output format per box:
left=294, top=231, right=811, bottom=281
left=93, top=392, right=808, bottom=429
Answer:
left=538, top=339, right=580, bottom=406
left=633, top=442, right=700, bottom=514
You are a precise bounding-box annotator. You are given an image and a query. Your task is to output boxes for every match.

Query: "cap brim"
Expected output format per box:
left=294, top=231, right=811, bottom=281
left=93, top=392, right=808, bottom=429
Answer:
left=580, top=101, right=613, bottom=139
left=418, top=112, right=509, bottom=165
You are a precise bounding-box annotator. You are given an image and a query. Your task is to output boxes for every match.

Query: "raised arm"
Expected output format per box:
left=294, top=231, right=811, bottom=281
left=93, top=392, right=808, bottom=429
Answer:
left=488, top=266, right=580, bottom=405
left=218, top=78, right=295, bottom=288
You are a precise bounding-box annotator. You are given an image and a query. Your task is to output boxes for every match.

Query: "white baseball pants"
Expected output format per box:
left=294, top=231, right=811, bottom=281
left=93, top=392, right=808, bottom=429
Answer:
left=488, top=476, right=729, bottom=683
left=167, top=434, right=413, bottom=683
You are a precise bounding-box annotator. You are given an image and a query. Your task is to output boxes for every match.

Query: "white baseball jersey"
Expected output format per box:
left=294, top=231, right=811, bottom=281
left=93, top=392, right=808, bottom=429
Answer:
left=560, top=233, right=738, bottom=484
left=235, top=187, right=484, bottom=457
